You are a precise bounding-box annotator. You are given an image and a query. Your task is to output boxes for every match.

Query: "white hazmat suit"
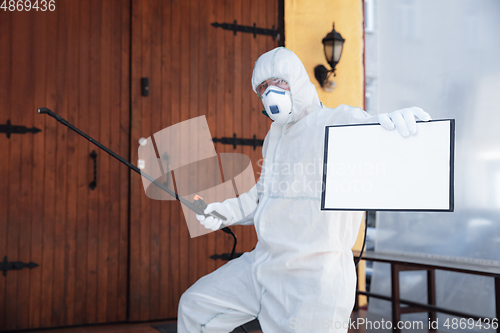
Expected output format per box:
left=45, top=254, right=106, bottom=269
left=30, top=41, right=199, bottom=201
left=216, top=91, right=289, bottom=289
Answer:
left=178, top=47, right=430, bottom=333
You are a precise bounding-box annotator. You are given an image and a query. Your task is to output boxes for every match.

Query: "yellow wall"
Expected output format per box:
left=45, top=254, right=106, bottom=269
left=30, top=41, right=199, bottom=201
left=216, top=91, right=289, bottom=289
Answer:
left=285, top=0, right=364, bottom=109
left=285, top=0, right=367, bottom=306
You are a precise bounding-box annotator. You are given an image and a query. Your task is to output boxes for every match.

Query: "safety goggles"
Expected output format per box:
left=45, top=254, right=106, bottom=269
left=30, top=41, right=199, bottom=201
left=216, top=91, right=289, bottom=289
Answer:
left=257, top=78, right=290, bottom=97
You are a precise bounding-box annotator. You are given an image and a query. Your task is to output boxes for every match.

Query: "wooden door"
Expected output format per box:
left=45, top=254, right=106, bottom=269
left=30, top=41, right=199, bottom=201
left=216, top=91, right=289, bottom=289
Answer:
left=0, top=1, right=130, bottom=330
left=129, top=0, right=280, bottom=321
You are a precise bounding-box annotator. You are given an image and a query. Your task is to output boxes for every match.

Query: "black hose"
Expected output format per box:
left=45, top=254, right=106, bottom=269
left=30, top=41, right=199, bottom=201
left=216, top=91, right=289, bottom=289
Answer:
left=221, top=227, right=237, bottom=260
left=355, top=212, right=369, bottom=268
left=37, top=107, right=227, bottom=220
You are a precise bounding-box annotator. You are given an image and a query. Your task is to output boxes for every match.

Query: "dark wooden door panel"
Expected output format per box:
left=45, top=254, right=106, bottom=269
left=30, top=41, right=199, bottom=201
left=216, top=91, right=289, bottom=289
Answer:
left=130, top=0, right=279, bottom=321
left=0, top=1, right=130, bottom=330
left=1, top=0, right=280, bottom=329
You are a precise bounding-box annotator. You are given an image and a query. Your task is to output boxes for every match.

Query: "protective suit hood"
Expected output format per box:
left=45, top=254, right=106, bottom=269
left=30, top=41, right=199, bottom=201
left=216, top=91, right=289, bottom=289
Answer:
left=252, top=47, right=321, bottom=124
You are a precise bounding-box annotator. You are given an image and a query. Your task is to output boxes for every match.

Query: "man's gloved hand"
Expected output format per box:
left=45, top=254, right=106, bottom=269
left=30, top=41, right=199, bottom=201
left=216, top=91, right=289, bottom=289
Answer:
left=196, top=202, right=236, bottom=231
left=378, top=107, right=431, bottom=137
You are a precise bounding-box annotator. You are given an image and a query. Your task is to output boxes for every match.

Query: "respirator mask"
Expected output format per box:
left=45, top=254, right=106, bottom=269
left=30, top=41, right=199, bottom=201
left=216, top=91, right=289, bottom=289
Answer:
left=261, top=86, right=293, bottom=125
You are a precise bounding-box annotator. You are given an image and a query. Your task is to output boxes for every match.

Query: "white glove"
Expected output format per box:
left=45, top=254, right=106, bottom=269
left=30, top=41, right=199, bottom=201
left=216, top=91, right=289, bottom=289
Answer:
left=196, top=202, right=236, bottom=231
left=377, top=107, right=431, bottom=137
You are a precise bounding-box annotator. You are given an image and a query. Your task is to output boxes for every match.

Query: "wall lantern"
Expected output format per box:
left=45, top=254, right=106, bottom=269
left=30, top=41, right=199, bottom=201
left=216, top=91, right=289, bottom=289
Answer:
left=314, top=23, right=345, bottom=92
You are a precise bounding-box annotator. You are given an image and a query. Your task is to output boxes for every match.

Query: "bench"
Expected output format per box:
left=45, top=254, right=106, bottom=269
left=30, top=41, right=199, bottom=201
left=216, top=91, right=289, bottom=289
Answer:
left=353, top=250, right=500, bottom=332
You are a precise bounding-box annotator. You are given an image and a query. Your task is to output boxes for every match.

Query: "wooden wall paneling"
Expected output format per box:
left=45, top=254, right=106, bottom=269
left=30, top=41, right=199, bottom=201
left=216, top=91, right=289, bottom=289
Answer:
left=187, top=0, right=198, bottom=292
left=103, top=0, right=116, bottom=322
left=29, top=7, right=48, bottom=329
left=211, top=0, right=221, bottom=270
left=159, top=0, right=172, bottom=317
left=0, top=9, right=11, bottom=330
left=117, top=0, right=132, bottom=319
left=168, top=0, right=182, bottom=318
left=18, top=10, right=35, bottom=326
left=231, top=0, right=244, bottom=256
left=221, top=0, right=235, bottom=271
left=129, top=0, right=143, bottom=322
left=0, top=1, right=130, bottom=330
left=267, top=1, right=278, bottom=63
left=205, top=0, right=218, bottom=280
left=52, top=1, right=70, bottom=326
left=2, top=10, right=13, bottom=331
left=40, top=6, right=58, bottom=328
left=257, top=0, right=271, bottom=159
left=139, top=0, right=152, bottom=321
left=0, top=10, right=10, bottom=330
left=90, top=0, right=130, bottom=325
left=145, top=0, right=156, bottom=321
left=86, top=0, right=102, bottom=324
left=97, top=0, right=112, bottom=323
left=213, top=0, right=226, bottom=273
left=224, top=0, right=235, bottom=263
left=196, top=0, right=209, bottom=285
left=178, top=0, right=190, bottom=299
left=239, top=0, right=250, bottom=256
left=196, top=0, right=205, bottom=292
left=200, top=0, right=212, bottom=281
left=149, top=0, right=162, bottom=320
left=63, top=1, right=80, bottom=326
left=106, top=0, right=123, bottom=322
left=245, top=0, right=260, bottom=248
left=240, top=0, right=260, bottom=256
left=128, top=0, right=279, bottom=322
left=204, top=0, right=216, bottom=275
left=249, top=0, right=259, bottom=250
left=117, top=0, right=131, bottom=322
left=249, top=1, right=262, bottom=250
left=81, top=0, right=129, bottom=325
left=74, top=0, right=91, bottom=325
left=98, top=0, right=130, bottom=324
left=7, top=10, right=30, bottom=331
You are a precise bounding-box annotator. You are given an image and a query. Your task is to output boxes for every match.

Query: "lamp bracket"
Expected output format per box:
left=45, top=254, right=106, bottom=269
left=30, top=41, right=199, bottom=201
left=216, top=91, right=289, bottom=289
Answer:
left=314, top=65, right=335, bottom=88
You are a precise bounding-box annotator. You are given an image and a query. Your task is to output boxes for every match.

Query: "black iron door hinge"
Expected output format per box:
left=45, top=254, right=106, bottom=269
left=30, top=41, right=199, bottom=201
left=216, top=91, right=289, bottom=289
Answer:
left=1, top=256, right=39, bottom=276
left=211, top=20, right=279, bottom=40
left=0, top=119, right=41, bottom=138
left=212, top=134, right=264, bottom=150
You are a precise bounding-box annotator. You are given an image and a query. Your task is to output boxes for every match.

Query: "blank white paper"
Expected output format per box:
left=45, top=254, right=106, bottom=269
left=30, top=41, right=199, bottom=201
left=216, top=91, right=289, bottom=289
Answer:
left=321, top=120, right=454, bottom=211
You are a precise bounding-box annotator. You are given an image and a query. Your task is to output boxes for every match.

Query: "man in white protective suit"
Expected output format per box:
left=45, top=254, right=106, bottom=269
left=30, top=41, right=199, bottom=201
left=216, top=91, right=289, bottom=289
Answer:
left=177, top=47, right=430, bottom=332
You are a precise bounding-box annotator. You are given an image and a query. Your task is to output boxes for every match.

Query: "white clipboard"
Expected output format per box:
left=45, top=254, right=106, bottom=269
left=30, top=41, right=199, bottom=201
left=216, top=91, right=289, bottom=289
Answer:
left=321, top=119, right=455, bottom=211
